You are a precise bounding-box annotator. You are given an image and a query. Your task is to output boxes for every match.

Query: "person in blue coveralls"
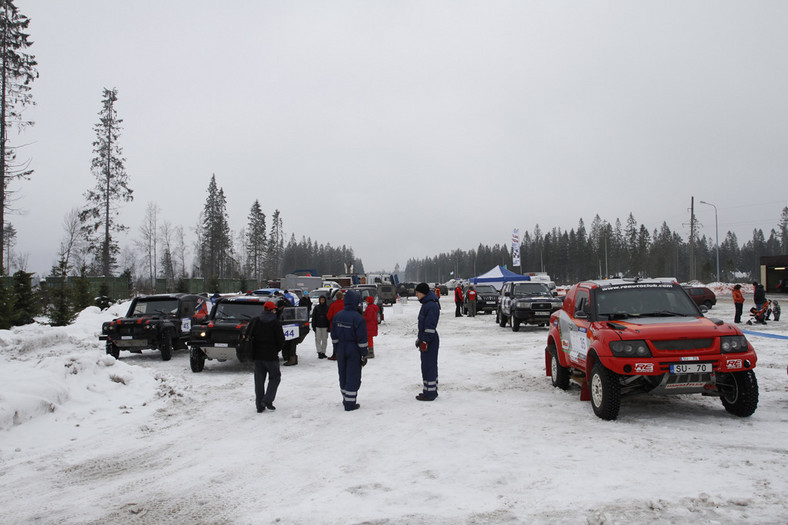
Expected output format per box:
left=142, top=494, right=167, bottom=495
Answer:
left=330, top=289, right=369, bottom=411
left=414, top=282, right=440, bottom=401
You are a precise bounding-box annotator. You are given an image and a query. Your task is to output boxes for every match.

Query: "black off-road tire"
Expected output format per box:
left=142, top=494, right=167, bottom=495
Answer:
left=590, top=361, right=621, bottom=420
left=498, top=310, right=508, bottom=327
left=704, top=300, right=714, bottom=309
left=719, top=370, right=759, bottom=417
left=106, top=341, right=120, bottom=359
left=549, top=344, right=570, bottom=390
left=512, top=317, right=521, bottom=332
left=190, top=346, right=205, bottom=373
left=160, top=336, right=173, bottom=361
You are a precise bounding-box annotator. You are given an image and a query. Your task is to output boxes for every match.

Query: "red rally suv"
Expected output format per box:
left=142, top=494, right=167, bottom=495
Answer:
left=545, top=278, right=758, bottom=420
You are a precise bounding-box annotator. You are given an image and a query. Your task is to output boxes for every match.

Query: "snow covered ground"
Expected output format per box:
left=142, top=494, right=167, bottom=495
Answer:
left=1, top=290, right=787, bottom=524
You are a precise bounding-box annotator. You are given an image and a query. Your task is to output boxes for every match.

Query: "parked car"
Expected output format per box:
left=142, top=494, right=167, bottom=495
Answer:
left=100, top=293, right=209, bottom=361
left=347, top=285, right=384, bottom=323
left=497, top=281, right=563, bottom=331
left=188, top=295, right=265, bottom=372
left=377, top=283, right=397, bottom=305
left=189, top=295, right=310, bottom=372
left=546, top=278, right=758, bottom=420
left=682, top=285, right=717, bottom=309
left=308, top=288, right=332, bottom=304
left=463, top=284, right=499, bottom=314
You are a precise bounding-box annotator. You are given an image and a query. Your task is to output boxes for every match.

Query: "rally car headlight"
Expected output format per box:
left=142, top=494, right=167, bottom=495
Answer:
left=610, top=340, right=651, bottom=357
left=720, top=335, right=749, bottom=353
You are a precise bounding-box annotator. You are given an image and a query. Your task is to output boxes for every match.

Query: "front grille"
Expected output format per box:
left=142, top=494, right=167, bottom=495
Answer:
left=653, top=339, right=713, bottom=351
left=211, top=330, right=241, bottom=344
left=532, top=302, right=553, bottom=311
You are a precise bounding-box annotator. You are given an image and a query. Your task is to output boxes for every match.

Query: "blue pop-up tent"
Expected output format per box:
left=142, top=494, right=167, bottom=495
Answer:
left=468, top=265, right=530, bottom=290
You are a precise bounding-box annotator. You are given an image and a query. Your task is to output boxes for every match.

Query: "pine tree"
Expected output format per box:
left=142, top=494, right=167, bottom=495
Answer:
left=199, top=174, right=232, bottom=279
left=0, top=1, right=37, bottom=273
left=245, top=199, right=266, bottom=284
left=10, top=268, right=35, bottom=325
left=48, top=255, right=74, bottom=326
left=80, top=87, right=133, bottom=277
left=266, top=209, right=283, bottom=277
left=71, top=266, right=93, bottom=311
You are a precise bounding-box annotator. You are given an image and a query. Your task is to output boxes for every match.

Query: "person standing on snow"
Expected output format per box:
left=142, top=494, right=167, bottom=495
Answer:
left=299, top=290, right=312, bottom=314
left=466, top=285, right=477, bottom=317
left=415, top=282, right=440, bottom=401
left=330, top=289, right=368, bottom=411
left=753, top=282, right=766, bottom=311
left=311, top=295, right=330, bottom=359
left=454, top=284, right=463, bottom=317
left=246, top=301, right=286, bottom=413
left=732, top=284, right=744, bottom=323
left=362, top=296, right=379, bottom=359
left=326, top=291, right=345, bottom=360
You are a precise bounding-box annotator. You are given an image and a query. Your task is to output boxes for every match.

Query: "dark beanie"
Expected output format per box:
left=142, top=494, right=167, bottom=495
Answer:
left=415, top=282, right=430, bottom=295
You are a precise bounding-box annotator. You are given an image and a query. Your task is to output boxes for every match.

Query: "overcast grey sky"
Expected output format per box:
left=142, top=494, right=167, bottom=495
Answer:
left=11, top=1, right=788, bottom=277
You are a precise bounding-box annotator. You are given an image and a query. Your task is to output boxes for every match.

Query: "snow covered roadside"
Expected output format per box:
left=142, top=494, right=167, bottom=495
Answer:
left=0, top=293, right=786, bottom=524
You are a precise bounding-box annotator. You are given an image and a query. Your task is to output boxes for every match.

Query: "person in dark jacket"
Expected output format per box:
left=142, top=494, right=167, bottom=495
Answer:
left=299, top=291, right=313, bottom=314
left=247, top=301, right=286, bottom=413
left=330, top=290, right=368, bottom=411
left=415, top=282, right=440, bottom=401
left=312, top=295, right=330, bottom=359
left=753, top=282, right=766, bottom=310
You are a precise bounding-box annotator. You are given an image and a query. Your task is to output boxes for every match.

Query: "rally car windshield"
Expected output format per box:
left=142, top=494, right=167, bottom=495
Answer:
left=131, top=299, right=179, bottom=316
left=512, top=283, right=552, bottom=297
left=214, top=302, right=265, bottom=321
left=595, top=285, right=699, bottom=320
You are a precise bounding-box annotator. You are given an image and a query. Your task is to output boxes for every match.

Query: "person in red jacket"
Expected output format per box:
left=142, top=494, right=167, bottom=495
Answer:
left=363, top=296, right=379, bottom=358
left=326, top=291, right=345, bottom=360
left=454, top=285, right=464, bottom=317
left=732, top=284, right=744, bottom=323
left=467, top=285, right=477, bottom=317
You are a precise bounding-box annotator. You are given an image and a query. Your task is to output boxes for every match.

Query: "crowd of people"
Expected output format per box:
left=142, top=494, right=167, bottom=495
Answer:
left=246, top=282, right=441, bottom=413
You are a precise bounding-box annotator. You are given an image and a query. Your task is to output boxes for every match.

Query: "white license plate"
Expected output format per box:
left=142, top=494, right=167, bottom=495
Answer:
left=535, top=312, right=550, bottom=316
left=215, top=343, right=228, bottom=348
left=670, top=363, right=711, bottom=374
left=121, top=336, right=133, bottom=340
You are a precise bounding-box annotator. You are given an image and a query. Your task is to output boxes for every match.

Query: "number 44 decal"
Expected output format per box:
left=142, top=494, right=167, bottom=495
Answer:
left=282, top=324, right=299, bottom=341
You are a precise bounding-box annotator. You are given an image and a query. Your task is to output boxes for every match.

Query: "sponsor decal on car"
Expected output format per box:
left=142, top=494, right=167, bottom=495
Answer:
left=634, top=363, right=654, bottom=373
left=726, top=359, right=743, bottom=369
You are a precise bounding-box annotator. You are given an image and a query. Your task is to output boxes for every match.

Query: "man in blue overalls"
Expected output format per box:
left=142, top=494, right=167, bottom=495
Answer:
left=415, top=282, right=440, bottom=401
left=330, top=290, right=369, bottom=411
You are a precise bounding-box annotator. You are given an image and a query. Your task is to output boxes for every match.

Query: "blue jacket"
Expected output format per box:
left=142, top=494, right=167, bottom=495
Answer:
left=330, top=290, right=369, bottom=356
left=418, top=291, right=440, bottom=346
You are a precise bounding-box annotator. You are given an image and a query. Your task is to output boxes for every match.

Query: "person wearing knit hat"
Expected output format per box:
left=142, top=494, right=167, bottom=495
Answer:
left=414, top=282, right=440, bottom=401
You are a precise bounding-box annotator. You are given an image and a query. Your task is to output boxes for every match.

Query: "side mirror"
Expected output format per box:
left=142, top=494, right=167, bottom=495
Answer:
left=574, top=310, right=589, bottom=319
left=504, top=292, right=511, bottom=298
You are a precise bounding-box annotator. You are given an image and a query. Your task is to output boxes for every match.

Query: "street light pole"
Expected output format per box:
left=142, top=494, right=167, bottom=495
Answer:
left=699, top=200, right=719, bottom=282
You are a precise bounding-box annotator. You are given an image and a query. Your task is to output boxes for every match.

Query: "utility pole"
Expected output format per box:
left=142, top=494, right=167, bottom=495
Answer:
left=689, top=197, right=696, bottom=281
